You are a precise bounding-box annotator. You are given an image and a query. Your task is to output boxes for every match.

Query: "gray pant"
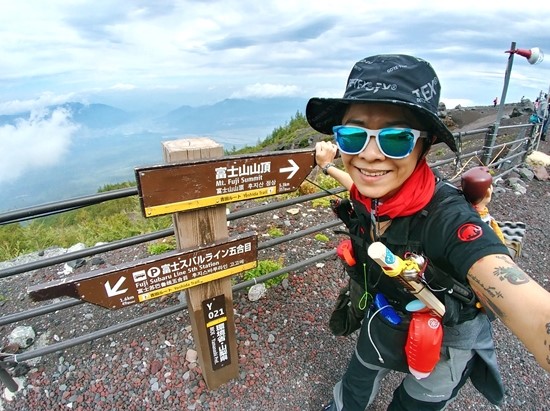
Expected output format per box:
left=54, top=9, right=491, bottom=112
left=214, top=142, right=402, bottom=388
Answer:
left=329, top=345, right=474, bottom=411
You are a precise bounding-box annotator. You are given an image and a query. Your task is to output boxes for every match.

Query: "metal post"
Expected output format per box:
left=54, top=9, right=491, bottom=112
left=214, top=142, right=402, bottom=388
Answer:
left=482, top=41, right=516, bottom=165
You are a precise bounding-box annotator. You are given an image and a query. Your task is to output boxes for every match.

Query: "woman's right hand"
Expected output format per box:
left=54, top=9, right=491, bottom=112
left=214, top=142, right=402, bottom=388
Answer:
left=315, top=141, right=338, bottom=168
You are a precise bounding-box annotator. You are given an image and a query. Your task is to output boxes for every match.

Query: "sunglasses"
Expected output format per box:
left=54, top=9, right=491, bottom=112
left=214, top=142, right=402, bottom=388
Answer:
left=333, top=125, right=425, bottom=159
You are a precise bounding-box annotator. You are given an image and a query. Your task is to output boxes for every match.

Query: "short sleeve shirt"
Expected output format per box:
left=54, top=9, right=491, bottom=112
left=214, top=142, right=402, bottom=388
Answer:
left=421, top=186, right=510, bottom=282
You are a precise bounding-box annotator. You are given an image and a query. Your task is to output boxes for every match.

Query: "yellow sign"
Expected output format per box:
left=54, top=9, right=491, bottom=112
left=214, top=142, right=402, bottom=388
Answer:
left=144, top=188, right=276, bottom=217
left=137, top=261, right=256, bottom=302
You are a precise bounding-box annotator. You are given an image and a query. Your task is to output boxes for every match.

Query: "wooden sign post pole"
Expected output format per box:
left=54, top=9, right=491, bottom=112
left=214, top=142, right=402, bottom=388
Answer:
left=162, top=138, right=239, bottom=389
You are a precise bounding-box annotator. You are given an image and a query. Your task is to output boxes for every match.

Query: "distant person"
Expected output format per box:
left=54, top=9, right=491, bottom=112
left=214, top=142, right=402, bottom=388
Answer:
left=534, top=97, right=540, bottom=112
left=536, top=94, right=548, bottom=141
left=493, top=97, right=498, bottom=107
left=308, top=54, right=550, bottom=411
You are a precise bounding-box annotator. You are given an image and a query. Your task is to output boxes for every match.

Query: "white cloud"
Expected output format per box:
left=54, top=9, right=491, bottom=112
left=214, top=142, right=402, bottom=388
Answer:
left=0, top=1, right=549, bottom=108
left=0, top=109, right=79, bottom=183
left=230, top=83, right=301, bottom=98
left=110, top=83, right=137, bottom=91
left=0, top=92, right=80, bottom=115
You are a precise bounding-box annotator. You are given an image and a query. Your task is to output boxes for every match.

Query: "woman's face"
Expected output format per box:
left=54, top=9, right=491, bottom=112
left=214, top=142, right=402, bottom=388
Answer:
left=340, top=103, right=426, bottom=200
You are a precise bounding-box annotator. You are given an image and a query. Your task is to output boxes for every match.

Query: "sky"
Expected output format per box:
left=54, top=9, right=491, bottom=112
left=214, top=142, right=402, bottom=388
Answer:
left=1, top=0, right=550, bottom=194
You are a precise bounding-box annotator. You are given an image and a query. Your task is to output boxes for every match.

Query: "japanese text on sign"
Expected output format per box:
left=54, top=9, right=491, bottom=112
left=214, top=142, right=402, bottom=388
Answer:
left=203, top=295, right=231, bottom=370
left=27, top=233, right=258, bottom=310
left=135, top=149, right=316, bottom=217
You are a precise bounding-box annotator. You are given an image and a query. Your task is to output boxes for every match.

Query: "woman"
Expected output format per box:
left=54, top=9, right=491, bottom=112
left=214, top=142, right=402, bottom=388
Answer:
left=308, top=54, right=550, bottom=411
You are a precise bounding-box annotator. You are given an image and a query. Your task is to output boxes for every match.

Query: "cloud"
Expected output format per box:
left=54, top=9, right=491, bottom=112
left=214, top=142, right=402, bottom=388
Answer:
left=230, top=83, right=301, bottom=98
left=205, top=16, right=337, bottom=51
left=109, top=83, right=137, bottom=91
left=0, top=108, right=79, bottom=184
left=0, top=92, right=80, bottom=115
left=1, top=1, right=550, bottom=110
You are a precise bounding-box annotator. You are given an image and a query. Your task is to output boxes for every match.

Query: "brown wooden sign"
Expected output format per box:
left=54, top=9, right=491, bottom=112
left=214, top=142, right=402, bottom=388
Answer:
left=27, top=233, right=257, bottom=309
left=135, top=149, right=315, bottom=217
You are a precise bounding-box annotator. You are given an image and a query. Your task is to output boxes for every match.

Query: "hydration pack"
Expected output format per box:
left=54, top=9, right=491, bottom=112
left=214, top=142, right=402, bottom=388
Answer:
left=331, top=180, right=481, bottom=328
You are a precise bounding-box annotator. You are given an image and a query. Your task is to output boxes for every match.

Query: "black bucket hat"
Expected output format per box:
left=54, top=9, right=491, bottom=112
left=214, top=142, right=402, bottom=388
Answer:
left=306, top=54, right=457, bottom=152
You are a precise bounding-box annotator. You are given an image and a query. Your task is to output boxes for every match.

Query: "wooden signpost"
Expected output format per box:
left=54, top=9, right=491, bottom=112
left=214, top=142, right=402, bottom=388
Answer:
left=135, top=146, right=316, bottom=217
left=27, top=137, right=316, bottom=390
left=161, top=138, right=239, bottom=389
left=27, top=233, right=257, bottom=309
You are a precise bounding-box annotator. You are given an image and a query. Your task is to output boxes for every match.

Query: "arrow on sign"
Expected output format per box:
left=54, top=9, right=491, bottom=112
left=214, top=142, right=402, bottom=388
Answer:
left=279, top=159, right=299, bottom=179
left=105, top=276, right=128, bottom=297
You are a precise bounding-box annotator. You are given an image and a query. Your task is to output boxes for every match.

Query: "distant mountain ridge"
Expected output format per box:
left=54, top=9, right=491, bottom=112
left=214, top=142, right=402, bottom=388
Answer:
left=0, top=97, right=308, bottom=134
left=0, top=97, right=308, bottom=212
left=156, top=98, right=308, bottom=133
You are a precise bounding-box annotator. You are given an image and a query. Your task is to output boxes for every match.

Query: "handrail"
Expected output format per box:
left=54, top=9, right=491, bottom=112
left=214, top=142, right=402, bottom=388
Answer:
left=4, top=249, right=336, bottom=364
left=1, top=219, right=343, bottom=326
left=0, top=187, right=346, bottom=279
left=0, top=118, right=537, bottom=378
left=0, top=187, right=138, bottom=225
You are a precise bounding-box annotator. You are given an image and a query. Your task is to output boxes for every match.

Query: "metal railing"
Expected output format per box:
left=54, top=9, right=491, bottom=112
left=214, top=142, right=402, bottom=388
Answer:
left=0, top=119, right=540, bottom=391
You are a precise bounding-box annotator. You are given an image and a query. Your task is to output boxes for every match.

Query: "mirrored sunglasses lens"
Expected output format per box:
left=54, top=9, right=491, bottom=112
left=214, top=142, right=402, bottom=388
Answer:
left=378, top=129, right=415, bottom=158
left=335, top=127, right=368, bottom=153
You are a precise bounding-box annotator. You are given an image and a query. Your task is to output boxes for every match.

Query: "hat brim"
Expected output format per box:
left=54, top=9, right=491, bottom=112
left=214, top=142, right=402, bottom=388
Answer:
left=306, top=97, right=457, bottom=153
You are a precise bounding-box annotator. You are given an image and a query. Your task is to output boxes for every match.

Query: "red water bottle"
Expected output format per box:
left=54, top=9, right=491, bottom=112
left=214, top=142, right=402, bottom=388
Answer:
left=405, top=311, right=443, bottom=379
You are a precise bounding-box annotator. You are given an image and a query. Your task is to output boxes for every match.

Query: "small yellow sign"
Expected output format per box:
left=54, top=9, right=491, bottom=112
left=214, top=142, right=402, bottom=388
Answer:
left=137, top=261, right=256, bottom=302
left=144, top=188, right=276, bottom=217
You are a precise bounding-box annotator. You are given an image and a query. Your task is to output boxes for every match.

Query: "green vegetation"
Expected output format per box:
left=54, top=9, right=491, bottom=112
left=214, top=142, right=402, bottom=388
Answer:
left=225, top=111, right=313, bottom=155
left=147, top=238, right=177, bottom=255
left=314, top=233, right=330, bottom=242
left=0, top=182, right=173, bottom=261
left=267, top=226, right=284, bottom=237
left=241, top=258, right=286, bottom=288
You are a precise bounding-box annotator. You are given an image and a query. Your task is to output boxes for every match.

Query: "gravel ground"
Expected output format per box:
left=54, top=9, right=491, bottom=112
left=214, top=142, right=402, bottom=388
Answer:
left=1, top=142, right=549, bottom=411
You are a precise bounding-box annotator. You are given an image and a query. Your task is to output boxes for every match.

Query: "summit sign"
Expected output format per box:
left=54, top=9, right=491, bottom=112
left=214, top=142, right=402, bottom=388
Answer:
left=135, top=149, right=315, bottom=217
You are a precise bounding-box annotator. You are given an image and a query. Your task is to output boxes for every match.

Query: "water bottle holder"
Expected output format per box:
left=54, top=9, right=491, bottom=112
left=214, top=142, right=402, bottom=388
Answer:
left=356, top=308, right=411, bottom=373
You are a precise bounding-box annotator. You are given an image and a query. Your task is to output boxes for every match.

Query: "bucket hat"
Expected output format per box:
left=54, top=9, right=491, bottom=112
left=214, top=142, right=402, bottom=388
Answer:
left=306, top=54, right=457, bottom=152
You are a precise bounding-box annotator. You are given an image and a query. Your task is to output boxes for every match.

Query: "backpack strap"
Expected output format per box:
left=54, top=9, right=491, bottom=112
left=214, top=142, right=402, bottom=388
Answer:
left=416, top=180, right=482, bottom=324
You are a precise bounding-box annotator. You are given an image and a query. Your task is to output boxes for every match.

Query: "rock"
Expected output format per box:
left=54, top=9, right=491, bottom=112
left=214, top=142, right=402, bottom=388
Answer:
left=532, top=165, right=549, bottom=181
left=7, top=326, right=36, bottom=349
left=248, top=283, right=267, bottom=301
left=526, top=150, right=550, bottom=167
left=67, top=243, right=86, bottom=253
left=185, top=349, right=198, bottom=363
left=281, top=278, right=290, bottom=289
left=1, top=343, right=20, bottom=354
left=515, top=167, right=535, bottom=181
left=89, top=256, right=105, bottom=266
left=67, top=258, right=86, bottom=269
left=61, top=263, right=73, bottom=275
left=507, top=177, right=526, bottom=188
left=150, top=359, right=163, bottom=374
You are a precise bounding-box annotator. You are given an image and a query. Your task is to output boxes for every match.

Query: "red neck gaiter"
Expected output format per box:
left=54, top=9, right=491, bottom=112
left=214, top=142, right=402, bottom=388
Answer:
left=350, top=159, right=436, bottom=219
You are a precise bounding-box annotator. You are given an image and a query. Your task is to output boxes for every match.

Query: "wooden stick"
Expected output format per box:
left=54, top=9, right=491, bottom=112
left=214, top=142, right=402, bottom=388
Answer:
left=368, top=242, right=446, bottom=317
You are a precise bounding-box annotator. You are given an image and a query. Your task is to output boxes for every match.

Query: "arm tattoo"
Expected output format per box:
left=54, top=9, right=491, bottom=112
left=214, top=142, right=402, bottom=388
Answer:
left=469, top=275, right=505, bottom=318
left=494, top=265, right=529, bottom=285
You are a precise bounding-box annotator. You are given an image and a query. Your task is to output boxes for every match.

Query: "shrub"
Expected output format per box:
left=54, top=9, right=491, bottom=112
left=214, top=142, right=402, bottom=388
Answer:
left=267, top=226, right=284, bottom=237
left=242, top=258, right=286, bottom=288
left=314, top=233, right=330, bottom=242
left=147, top=238, right=177, bottom=255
